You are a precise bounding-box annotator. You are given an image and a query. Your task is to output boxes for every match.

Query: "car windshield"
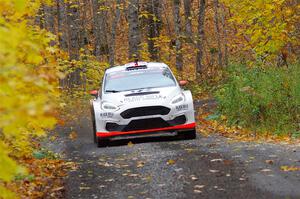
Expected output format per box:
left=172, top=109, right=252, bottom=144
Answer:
left=104, top=67, right=176, bottom=92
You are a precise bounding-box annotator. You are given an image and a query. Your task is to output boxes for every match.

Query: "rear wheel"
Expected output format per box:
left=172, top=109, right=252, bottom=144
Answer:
left=179, top=129, right=196, bottom=140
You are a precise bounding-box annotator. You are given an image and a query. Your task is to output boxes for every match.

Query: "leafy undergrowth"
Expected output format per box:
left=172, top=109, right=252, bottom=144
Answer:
left=196, top=102, right=300, bottom=144
left=216, top=64, right=300, bottom=137
left=2, top=151, right=76, bottom=199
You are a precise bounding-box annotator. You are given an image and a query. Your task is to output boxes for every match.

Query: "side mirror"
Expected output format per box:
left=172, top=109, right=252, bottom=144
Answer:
left=179, top=80, right=188, bottom=86
left=89, top=90, right=98, bottom=97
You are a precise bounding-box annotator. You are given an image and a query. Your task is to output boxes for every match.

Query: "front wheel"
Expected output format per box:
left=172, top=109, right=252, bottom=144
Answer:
left=91, top=108, right=97, bottom=143
left=179, top=129, right=196, bottom=140
left=97, top=137, right=109, bottom=148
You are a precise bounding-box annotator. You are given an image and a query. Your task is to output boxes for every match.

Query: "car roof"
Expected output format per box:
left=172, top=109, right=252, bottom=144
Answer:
left=105, top=62, right=169, bottom=74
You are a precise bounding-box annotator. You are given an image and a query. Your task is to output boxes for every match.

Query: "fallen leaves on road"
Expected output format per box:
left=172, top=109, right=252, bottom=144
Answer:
left=190, top=175, right=198, bottom=181
left=69, top=131, right=78, bottom=140
left=184, top=148, right=196, bottom=153
left=137, top=161, right=145, bottom=168
left=209, top=170, right=220, bottom=173
left=167, top=159, right=176, bottom=165
left=4, top=158, right=74, bottom=198
left=79, top=186, right=91, bottom=190
left=194, top=185, right=205, bottom=189
left=210, top=159, right=223, bottom=162
left=193, top=189, right=202, bottom=193
left=260, top=169, right=272, bottom=172
left=280, top=166, right=300, bottom=171
left=265, top=160, right=274, bottom=165
left=127, top=141, right=134, bottom=147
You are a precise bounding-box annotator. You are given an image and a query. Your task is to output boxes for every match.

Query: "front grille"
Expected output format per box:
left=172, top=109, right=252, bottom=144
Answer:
left=123, top=118, right=170, bottom=131
left=105, top=115, right=186, bottom=132
left=120, top=106, right=170, bottom=119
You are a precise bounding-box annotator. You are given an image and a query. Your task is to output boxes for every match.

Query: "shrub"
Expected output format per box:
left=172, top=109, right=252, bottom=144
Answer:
left=216, top=64, right=300, bottom=136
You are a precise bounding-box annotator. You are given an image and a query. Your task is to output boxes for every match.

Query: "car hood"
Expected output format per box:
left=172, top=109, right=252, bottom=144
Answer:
left=102, top=86, right=181, bottom=106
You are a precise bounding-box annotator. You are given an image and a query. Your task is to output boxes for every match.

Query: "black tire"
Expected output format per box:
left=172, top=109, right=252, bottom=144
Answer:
left=90, top=107, right=97, bottom=143
left=97, top=137, right=109, bottom=148
left=179, top=129, right=196, bottom=140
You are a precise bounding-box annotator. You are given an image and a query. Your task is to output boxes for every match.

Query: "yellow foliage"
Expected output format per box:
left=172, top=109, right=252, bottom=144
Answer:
left=0, top=0, right=59, bottom=197
left=222, top=0, right=299, bottom=63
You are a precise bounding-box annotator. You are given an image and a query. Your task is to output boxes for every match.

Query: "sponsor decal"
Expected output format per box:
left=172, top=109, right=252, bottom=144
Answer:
left=176, top=104, right=188, bottom=111
left=100, top=112, right=114, bottom=118
left=124, top=94, right=164, bottom=103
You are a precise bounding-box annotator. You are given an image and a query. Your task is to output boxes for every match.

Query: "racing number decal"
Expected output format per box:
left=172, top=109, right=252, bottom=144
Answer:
left=176, top=104, right=188, bottom=111
left=100, top=112, right=114, bottom=118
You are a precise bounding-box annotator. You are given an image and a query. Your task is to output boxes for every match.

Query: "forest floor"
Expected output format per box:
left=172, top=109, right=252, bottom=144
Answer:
left=46, top=100, right=300, bottom=199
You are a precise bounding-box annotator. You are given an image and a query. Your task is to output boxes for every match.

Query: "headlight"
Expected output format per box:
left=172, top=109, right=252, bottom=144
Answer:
left=171, top=93, right=185, bottom=104
left=101, top=102, right=119, bottom=112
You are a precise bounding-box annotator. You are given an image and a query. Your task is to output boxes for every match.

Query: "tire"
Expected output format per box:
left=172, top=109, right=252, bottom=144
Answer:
left=97, top=137, right=109, bottom=148
left=90, top=107, right=97, bottom=143
left=179, top=128, right=196, bottom=140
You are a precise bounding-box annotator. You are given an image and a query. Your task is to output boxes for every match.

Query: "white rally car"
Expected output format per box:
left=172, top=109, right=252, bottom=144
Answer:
left=90, top=61, right=196, bottom=147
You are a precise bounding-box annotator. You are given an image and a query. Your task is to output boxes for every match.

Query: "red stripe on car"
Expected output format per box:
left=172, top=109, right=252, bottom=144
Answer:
left=96, top=123, right=196, bottom=138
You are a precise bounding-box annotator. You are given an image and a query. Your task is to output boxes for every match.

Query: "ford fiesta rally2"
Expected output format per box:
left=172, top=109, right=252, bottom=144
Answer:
left=90, top=61, right=196, bottom=147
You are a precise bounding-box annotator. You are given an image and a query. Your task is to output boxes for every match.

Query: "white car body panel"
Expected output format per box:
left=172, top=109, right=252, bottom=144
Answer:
left=91, top=62, right=196, bottom=139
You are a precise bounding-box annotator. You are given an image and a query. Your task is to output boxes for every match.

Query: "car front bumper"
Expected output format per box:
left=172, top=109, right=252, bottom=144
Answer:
left=93, top=93, right=195, bottom=139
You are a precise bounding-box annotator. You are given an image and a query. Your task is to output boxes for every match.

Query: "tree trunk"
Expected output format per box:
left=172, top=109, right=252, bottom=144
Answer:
left=196, top=0, right=206, bottom=76
left=44, top=4, right=55, bottom=33
left=213, top=0, right=223, bottom=67
left=146, top=0, right=162, bottom=61
left=109, top=0, right=122, bottom=66
left=80, top=2, right=90, bottom=50
left=128, top=0, right=141, bottom=60
left=173, top=0, right=183, bottom=71
left=92, top=0, right=109, bottom=59
left=221, top=4, right=228, bottom=66
left=57, top=0, right=68, bottom=51
left=183, top=0, right=192, bottom=38
left=67, top=1, right=81, bottom=86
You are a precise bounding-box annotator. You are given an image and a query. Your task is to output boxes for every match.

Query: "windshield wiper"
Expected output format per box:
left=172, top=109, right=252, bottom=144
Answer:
left=123, top=87, right=157, bottom=92
left=105, top=90, right=120, bottom=93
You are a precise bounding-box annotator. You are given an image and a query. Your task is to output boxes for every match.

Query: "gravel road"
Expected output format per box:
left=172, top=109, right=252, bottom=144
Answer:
left=50, top=101, right=300, bottom=199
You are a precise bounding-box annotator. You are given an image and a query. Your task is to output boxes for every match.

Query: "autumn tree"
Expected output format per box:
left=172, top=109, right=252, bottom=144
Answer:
left=92, top=0, right=109, bottom=59
left=173, top=0, right=183, bottom=71
left=222, top=0, right=300, bottom=64
left=0, top=0, right=59, bottom=197
left=109, top=0, right=122, bottom=66
left=128, top=0, right=141, bottom=60
left=213, top=0, right=223, bottom=67
left=146, top=0, right=162, bottom=61
left=183, top=0, right=192, bottom=38
left=196, top=0, right=206, bottom=76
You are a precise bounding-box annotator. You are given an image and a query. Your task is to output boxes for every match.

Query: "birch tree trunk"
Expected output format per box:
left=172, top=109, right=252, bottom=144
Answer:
left=196, top=0, right=206, bottom=76
left=147, top=0, right=162, bottom=61
left=183, top=0, right=192, bottom=38
left=128, top=0, right=141, bottom=60
left=213, top=0, right=223, bottom=67
left=173, top=0, right=183, bottom=71
left=109, top=0, right=122, bottom=66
